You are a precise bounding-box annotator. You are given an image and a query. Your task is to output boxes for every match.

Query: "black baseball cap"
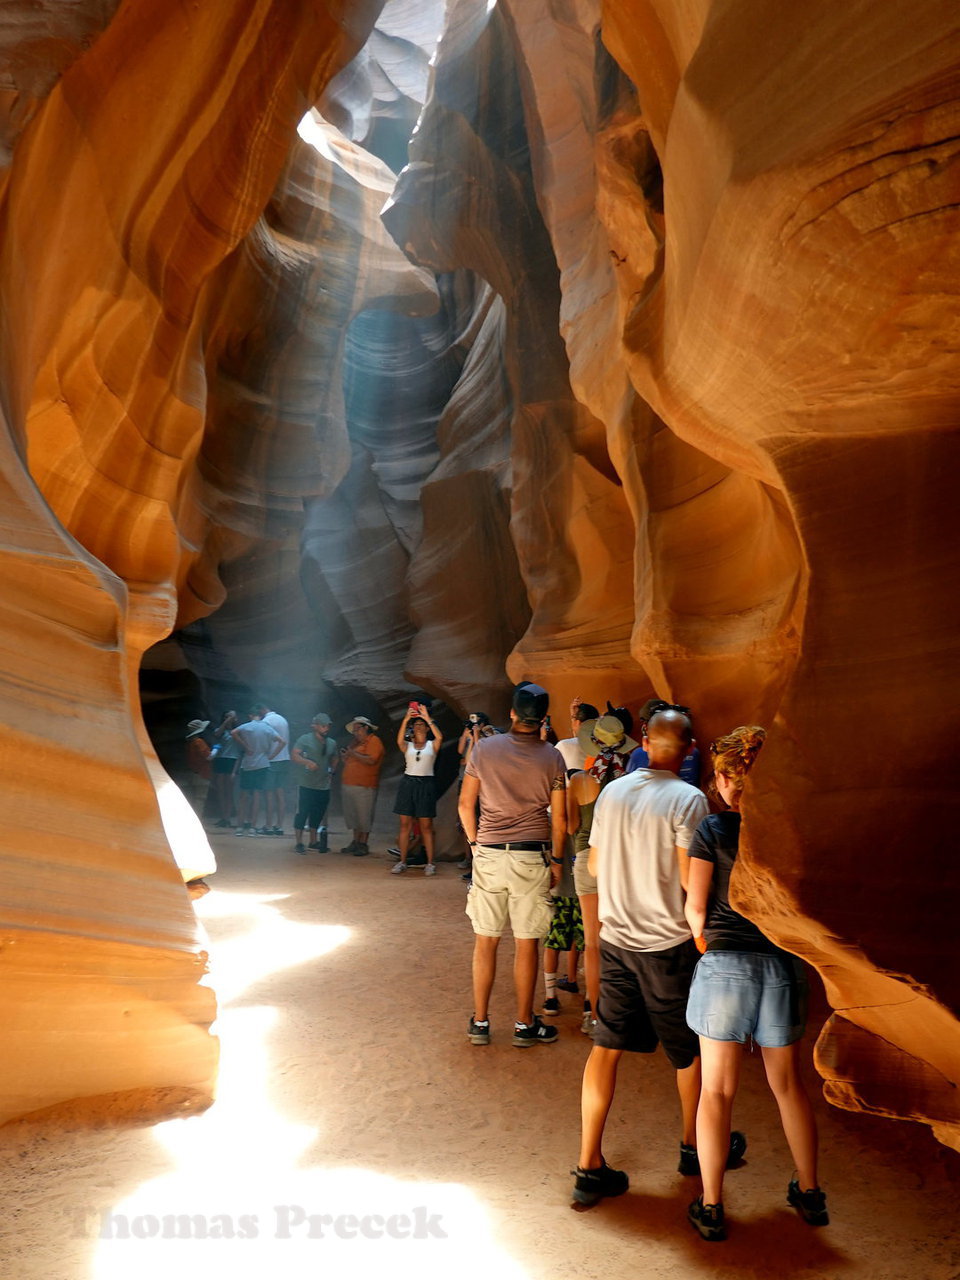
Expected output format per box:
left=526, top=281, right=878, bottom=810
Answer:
left=512, top=682, right=549, bottom=724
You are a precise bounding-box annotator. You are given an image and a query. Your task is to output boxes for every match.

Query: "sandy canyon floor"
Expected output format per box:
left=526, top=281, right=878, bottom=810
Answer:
left=2, top=819, right=958, bottom=1280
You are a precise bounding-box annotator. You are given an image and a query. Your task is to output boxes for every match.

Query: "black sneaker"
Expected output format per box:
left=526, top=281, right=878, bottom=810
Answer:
left=512, top=1016, right=559, bottom=1047
left=571, top=1160, right=629, bottom=1206
left=339, top=841, right=358, bottom=854
left=787, top=1180, right=829, bottom=1226
left=688, top=1196, right=726, bottom=1242
left=270, top=826, right=283, bottom=837
left=542, top=997, right=561, bottom=1016
left=468, top=1017, right=490, bottom=1046
left=678, top=1130, right=747, bottom=1176
left=353, top=843, right=370, bottom=857
left=294, top=842, right=307, bottom=855
left=308, top=841, right=323, bottom=851
left=556, top=977, right=580, bottom=994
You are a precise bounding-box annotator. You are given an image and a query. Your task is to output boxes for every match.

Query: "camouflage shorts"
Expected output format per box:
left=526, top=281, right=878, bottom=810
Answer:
left=544, top=895, right=584, bottom=952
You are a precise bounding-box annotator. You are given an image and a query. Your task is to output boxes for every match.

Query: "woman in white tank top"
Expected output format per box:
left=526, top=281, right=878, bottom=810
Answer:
left=391, top=702, right=443, bottom=875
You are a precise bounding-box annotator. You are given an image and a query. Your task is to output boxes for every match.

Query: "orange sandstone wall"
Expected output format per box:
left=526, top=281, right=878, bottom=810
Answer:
left=500, top=0, right=960, bottom=1146
left=0, top=0, right=383, bottom=1124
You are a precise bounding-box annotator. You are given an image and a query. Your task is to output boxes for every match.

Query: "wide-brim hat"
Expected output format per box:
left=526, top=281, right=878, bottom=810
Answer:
left=577, top=715, right=638, bottom=757
left=346, top=716, right=378, bottom=733
left=185, top=719, right=210, bottom=738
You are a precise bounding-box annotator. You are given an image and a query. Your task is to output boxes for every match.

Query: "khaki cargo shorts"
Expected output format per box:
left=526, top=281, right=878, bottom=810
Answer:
left=466, top=844, right=554, bottom=939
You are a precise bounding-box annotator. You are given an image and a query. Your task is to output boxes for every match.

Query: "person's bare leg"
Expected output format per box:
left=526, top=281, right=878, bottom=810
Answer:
left=697, top=1039, right=742, bottom=1204
left=762, top=1043, right=819, bottom=1189
left=356, top=829, right=369, bottom=845
left=676, top=1056, right=703, bottom=1148
left=579, top=1046, right=623, bottom=1168
left=397, top=815, right=412, bottom=865
left=472, top=935, right=499, bottom=1021
left=273, top=786, right=285, bottom=831
left=249, top=793, right=261, bottom=829
left=566, top=947, right=580, bottom=984
left=514, top=937, right=539, bottom=1024
left=421, top=817, right=435, bottom=864
left=581, top=894, right=600, bottom=1011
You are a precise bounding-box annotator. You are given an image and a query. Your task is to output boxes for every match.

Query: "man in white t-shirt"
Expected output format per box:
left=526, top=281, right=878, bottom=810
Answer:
left=554, top=698, right=599, bottom=776
left=256, top=703, right=290, bottom=836
left=571, top=707, right=744, bottom=1206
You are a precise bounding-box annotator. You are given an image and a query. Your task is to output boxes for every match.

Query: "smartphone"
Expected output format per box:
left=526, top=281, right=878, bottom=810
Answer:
left=409, top=701, right=419, bottom=711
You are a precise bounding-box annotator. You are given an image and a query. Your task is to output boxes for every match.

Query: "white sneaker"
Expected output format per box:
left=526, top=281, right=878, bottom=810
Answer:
left=390, top=862, right=407, bottom=874
left=581, top=1010, right=598, bottom=1036
left=424, top=864, right=437, bottom=876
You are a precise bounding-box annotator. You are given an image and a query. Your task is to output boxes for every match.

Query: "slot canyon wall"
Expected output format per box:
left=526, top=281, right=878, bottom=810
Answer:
left=0, top=0, right=956, bottom=1152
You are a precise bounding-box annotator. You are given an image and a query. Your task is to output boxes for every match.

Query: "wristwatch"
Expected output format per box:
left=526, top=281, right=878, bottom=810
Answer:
left=550, top=856, right=564, bottom=865
left=468, top=840, right=478, bottom=847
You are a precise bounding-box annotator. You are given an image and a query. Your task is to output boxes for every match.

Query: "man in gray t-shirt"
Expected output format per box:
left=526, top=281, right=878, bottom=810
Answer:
left=572, top=708, right=737, bottom=1208
left=231, top=710, right=282, bottom=835
left=459, top=683, right=567, bottom=1048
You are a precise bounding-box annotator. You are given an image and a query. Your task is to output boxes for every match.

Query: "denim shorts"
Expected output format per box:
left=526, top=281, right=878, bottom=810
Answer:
left=686, top=950, right=808, bottom=1048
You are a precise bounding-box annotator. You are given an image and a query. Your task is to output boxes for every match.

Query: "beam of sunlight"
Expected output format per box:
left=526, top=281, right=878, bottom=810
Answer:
left=90, top=892, right=529, bottom=1280
left=193, top=889, right=351, bottom=1005
left=152, top=776, right=217, bottom=882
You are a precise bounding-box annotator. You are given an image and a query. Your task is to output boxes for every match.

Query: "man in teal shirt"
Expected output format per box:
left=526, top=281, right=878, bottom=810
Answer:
left=291, top=713, right=338, bottom=853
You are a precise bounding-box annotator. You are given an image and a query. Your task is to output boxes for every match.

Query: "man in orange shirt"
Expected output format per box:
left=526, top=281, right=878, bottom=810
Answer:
left=339, top=716, right=385, bottom=856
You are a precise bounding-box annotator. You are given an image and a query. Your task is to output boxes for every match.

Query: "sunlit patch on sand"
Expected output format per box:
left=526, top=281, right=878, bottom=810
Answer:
left=90, top=892, right=529, bottom=1279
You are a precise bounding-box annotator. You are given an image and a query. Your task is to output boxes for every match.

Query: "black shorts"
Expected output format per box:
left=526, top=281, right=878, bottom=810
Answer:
left=212, top=755, right=238, bottom=776
left=594, top=938, right=700, bottom=1069
left=393, top=774, right=437, bottom=819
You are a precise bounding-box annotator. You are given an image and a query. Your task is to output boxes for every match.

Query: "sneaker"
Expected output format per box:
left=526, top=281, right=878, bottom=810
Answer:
left=213, top=818, right=231, bottom=828
left=512, top=1016, right=559, bottom=1048
left=679, top=1131, right=747, bottom=1177
left=340, top=841, right=358, bottom=854
left=308, top=841, right=322, bottom=850
left=571, top=1160, right=629, bottom=1207
left=353, top=843, right=370, bottom=857
left=270, top=827, right=283, bottom=837
left=787, top=1180, right=829, bottom=1226
left=388, top=847, right=402, bottom=859
left=457, top=858, right=470, bottom=870
left=254, top=827, right=270, bottom=837
left=461, top=874, right=472, bottom=884
left=424, top=864, right=437, bottom=876
left=542, top=997, right=561, bottom=1016
left=688, top=1196, right=726, bottom=1242
left=390, top=862, right=407, bottom=874
left=556, top=977, right=580, bottom=994
left=294, top=842, right=307, bottom=855
left=580, top=1010, right=597, bottom=1036
left=234, top=826, right=246, bottom=837
left=468, top=1016, right=490, bottom=1045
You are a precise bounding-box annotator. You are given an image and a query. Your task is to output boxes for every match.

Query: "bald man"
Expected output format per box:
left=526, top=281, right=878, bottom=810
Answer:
left=571, top=708, right=745, bottom=1206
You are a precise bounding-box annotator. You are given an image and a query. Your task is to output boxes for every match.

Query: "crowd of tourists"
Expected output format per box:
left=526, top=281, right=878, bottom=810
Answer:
left=180, top=680, right=828, bottom=1242
left=459, top=681, right=828, bottom=1243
